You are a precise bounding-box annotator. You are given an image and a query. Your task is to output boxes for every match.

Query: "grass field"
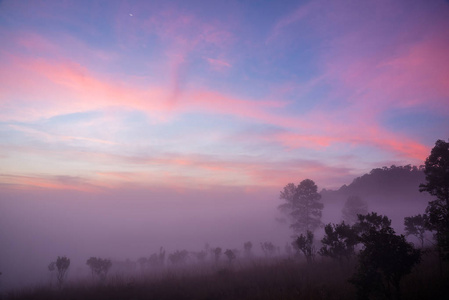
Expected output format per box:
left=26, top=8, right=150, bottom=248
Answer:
left=2, top=250, right=448, bottom=300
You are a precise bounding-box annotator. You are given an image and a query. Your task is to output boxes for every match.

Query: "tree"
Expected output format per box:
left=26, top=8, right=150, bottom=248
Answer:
left=404, top=214, right=428, bottom=248
left=292, top=230, right=315, bottom=263
left=224, top=249, right=236, bottom=265
left=48, top=262, right=56, bottom=287
left=86, top=257, right=112, bottom=282
left=319, top=222, right=358, bottom=262
left=50, top=256, right=70, bottom=288
left=260, top=242, right=276, bottom=257
left=353, top=212, right=391, bottom=235
left=279, top=179, right=324, bottom=234
left=212, top=247, right=222, bottom=264
left=193, top=250, right=207, bottom=263
left=350, top=214, right=421, bottom=300
left=420, top=139, right=449, bottom=202
left=419, top=139, right=449, bottom=260
left=169, top=250, right=189, bottom=265
left=243, top=241, right=253, bottom=258
left=137, top=257, right=148, bottom=270
left=342, top=196, right=368, bottom=225
left=148, top=247, right=166, bottom=268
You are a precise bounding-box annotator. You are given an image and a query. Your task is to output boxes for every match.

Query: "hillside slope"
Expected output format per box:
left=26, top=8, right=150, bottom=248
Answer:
left=319, top=165, right=431, bottom=230
left=321, top=165, right=427, bottom=201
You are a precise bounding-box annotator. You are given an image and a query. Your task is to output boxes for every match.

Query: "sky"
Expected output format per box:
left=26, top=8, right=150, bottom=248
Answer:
left=1, top=0, right=448, bottom=290
left=1, top=0, right=448, bottom=193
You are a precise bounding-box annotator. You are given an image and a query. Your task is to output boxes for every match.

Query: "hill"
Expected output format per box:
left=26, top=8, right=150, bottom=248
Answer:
left=321, top=165, right=427, bottom=202
left=319, top=165, right=432, bottom=230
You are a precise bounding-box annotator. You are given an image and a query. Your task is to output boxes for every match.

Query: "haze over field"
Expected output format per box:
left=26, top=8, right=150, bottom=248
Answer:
left=1, top=0, right=448, bottom=292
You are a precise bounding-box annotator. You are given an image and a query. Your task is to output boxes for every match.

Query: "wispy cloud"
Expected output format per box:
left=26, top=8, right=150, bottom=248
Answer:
left=205, top=57, right=231, bottom=71
left=266, top=0, right=317, bottom=43
left=1, top=0, right=447, bottom=192
left=0, top=174, right=99, bottom=192
left=8, top=124, right=116, bottom=145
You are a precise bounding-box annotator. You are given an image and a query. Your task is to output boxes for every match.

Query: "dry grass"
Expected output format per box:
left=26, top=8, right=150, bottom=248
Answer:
left=2, top=252, right=447, bottom=300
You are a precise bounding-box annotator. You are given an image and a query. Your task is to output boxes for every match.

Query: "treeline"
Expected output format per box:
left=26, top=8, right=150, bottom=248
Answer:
left=322, top=164, right=426, bottom=199
left=278, top=139, right=449, bottom=299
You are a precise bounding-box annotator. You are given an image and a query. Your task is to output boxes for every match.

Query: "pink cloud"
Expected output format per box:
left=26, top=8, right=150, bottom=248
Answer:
left=0, top=174, right=99, bottom=193
left=0, top=51, right=431, bottom=163
left=0, top=52, right=292, bottom=125
left=262, top=0, right=449, bottom=161
left=1, top=137, right=353, bottom=190
left=3, top=8, right=441, bottom=169
left=315, top=1, right=449, bottom=114
left=0, top=54, right=170, bottom=121
left=205, top=57, right=231, bottom=71
left=272, top=132, right=335, bottom=149
left=14, top=32, right=60, bottom=55
left=8, top=124, right=116, bottom=145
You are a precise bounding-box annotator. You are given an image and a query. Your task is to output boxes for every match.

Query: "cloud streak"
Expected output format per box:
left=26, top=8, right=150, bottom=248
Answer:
left=1, top=0, right=448, bottom=192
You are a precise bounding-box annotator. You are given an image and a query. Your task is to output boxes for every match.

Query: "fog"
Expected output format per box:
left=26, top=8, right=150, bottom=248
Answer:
left=0, top=179, right=431, bottom=292
left=0, top=186, right=289, bottom=291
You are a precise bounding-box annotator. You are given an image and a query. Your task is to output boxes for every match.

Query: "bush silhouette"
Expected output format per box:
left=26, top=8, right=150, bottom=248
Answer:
left=86, top=257, right=112, bottom=282
left=350, top=214, right=421, bottom=299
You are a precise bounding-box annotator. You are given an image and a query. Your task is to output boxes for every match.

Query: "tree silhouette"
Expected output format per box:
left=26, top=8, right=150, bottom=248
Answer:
left=353, top=212, right=391, bottom=235
left=279, top=179, right=324, bottom=234
left=319, top=222, right=358, bottom=262
left=148, top=247, right=166, bottom=268
left=419, top=139, right=449, bottom=260
left=260, top=242, right=276, bottom=257
left=86, top=257, right=112, bottom=282
left=342, top=196, right=368, bottom=225
left=49, top=256, right=70, bottom=288
left=212, top=247, right=222, bottom=264
left=224, top=249, right=236, bottom=265
left=244, top=241, right=253, bottom=257
left=137, top=257, right=148, bottom=270
left=404, top=214, right=428, bottom=248
left=169, top=250, right=189, bottom=265
left=193, top=250, right=207, bottom=263
left=292, top=230, right=315, bottom=263
left=350, top=213, right=421, bottom=300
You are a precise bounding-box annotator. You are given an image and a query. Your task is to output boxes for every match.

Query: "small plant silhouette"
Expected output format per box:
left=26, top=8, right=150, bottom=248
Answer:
left=224, top=249, right=236, bottom=265
left=86, top=257, right=112, bottom=282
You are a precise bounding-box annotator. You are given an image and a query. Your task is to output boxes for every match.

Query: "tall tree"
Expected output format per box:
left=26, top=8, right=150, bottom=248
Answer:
left=404, top=214, right=428, bottom=248
left=279, top=179, right=324, bottom=234
left=419, top=139, right=449, bottom=259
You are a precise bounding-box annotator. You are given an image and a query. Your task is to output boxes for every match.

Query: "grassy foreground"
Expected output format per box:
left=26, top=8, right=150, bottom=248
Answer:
left=3, top=252, right=448, bottom=300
